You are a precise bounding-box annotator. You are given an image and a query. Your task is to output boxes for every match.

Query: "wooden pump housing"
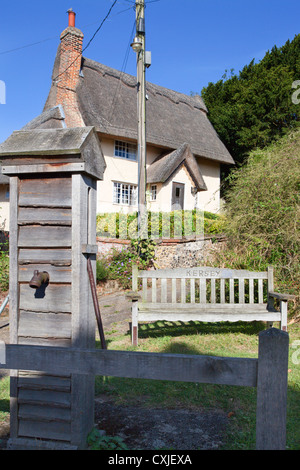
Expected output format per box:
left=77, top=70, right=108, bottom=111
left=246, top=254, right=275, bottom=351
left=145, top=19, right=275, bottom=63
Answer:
left=0, top=126, right=105, bottom=450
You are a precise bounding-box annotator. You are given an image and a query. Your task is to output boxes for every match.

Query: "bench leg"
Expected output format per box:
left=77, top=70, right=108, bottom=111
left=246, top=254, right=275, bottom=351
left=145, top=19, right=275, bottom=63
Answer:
left=132, top=301, right=138, bottom=346
left=267, top=297, right=274, bottom=329
left=280, top=300, right=288, bottom=332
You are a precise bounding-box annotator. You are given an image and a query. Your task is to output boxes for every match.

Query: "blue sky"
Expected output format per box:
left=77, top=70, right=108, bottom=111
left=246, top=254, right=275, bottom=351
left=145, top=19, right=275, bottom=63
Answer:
left=0, top=0, right=299, bottom=143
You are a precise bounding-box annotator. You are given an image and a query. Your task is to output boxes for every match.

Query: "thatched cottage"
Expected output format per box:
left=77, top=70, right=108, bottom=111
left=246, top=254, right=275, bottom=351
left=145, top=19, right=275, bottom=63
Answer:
left=0, top=11, right=234, bottom=229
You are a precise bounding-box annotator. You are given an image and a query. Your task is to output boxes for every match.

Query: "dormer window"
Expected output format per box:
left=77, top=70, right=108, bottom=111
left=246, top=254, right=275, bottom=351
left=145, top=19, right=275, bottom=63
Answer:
left=114, top=140, right=137, bottom=161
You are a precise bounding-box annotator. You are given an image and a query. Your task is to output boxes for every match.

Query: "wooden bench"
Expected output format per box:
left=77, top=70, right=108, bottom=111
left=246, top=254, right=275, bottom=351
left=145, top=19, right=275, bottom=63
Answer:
left=128, top=265, right=295, bottom=345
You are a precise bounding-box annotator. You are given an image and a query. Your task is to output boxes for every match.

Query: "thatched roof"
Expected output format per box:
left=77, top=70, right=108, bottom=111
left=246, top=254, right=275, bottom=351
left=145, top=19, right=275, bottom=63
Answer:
left=44, top=50, right=235, bottom=165
left=21, top=105, right=66, bottom=130
left=147, top=143, right=207, bottom=191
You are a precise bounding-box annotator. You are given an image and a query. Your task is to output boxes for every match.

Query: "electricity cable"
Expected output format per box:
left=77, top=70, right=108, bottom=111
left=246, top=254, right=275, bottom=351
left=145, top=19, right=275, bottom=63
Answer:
left=0, top=2, right=133, bottom=56
left=53, top=0, right=119, bottom=83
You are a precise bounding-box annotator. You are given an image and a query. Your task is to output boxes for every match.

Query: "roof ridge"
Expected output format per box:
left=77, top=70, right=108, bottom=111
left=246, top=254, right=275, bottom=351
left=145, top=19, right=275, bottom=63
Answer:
left=82, top=57, right=207, bottom=112
left=147, top=143, right=207, bottom=191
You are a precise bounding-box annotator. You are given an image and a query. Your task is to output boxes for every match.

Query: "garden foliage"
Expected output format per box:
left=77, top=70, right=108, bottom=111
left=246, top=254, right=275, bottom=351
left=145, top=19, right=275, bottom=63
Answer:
left=215, top=129, right=300, bottom=313
left=0, top=232, right=9, bottom=292
left=96, top=238, right=156, bottom=290
left=200, top=34, right=300, bottom=170
left=96, top=209, right=225, bottom=239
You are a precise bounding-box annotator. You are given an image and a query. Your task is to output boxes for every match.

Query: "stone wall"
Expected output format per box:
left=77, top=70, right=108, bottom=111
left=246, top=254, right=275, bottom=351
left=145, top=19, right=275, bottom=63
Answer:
left=153, top=236, right=226, bottom=269
left=97, top=237, right=130, bottom=256
left=97, top=236, right=226, bottom=269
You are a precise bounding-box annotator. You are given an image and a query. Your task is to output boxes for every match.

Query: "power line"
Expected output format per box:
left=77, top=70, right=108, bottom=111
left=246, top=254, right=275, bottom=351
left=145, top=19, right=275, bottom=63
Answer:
left=52, top=1, right=120, bottom=84
left=0, top=0, right=160, bottom=57
left=108, top=16, right=137, bottom=123
left=82, top=0, right=119, bottom=53
left=0, top=37, right=57, bottom=55
left=0, top=2, right=130, bottom=57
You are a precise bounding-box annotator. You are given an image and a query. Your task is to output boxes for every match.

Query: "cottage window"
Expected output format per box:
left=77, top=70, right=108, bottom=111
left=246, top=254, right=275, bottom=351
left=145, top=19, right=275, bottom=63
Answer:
left=150, top=185, right=157, bottom=201
left=113, top=182, right=137, bottom=206
left=114, top=140, right=137, bottom=161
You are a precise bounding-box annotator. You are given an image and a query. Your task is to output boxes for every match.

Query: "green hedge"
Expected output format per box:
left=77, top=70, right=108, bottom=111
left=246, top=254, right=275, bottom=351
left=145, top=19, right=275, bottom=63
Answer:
left=96, top=209, right=225, bottom=240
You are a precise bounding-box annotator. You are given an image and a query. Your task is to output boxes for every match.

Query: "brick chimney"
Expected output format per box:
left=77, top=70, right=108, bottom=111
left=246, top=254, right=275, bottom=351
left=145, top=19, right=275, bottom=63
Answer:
left=55, top=9, right=85, bottom=127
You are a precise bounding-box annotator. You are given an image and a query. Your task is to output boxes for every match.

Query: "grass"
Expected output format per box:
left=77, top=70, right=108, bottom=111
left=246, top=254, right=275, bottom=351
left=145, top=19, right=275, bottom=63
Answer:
left=0, top=322, right=299, bottom=450
left=0, top=376, right=10, bottom=422
left=94, top=321, right=300, bottom=450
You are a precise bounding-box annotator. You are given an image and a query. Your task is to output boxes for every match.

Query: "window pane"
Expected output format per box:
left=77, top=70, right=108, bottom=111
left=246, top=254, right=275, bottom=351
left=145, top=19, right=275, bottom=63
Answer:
left=113, top=182, right=137, bottom=205
left=122, top=184, right=129, bottom=204
left=115, top=140, right=137, bottom=160
left=113, top=182, right=121, bottom=204
left=130, top=186, right=137, bottom=205
left=151, top=185, right=157, bottom=201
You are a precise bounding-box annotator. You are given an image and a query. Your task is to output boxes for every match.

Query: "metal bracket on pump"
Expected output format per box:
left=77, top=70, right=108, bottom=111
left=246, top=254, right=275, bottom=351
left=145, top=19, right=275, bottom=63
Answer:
left=82, top=243, right=106, bottom=349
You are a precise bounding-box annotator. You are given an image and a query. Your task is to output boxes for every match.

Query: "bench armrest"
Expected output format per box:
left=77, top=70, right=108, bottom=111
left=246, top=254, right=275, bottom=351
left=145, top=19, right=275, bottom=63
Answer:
left=269, top=291, right=296, bottom=301
left=126, top=291, right=141, bottom=301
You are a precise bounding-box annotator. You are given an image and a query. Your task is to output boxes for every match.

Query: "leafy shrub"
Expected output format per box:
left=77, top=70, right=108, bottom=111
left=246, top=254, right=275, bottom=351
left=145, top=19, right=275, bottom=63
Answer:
left=96, top=258, right=110, bottom=282
left=105, top=248, right=135, bottom=289
left=0, top=235, right=9, bottom=292
left=97, top=209, right=225, bottom=239
left=130, top=237, right=156, bottom=263
left=87, top=428, right=129, bottom=450
left=102, top=238, right=156, bottom=290
left=216, top=129, right=300, bottom=314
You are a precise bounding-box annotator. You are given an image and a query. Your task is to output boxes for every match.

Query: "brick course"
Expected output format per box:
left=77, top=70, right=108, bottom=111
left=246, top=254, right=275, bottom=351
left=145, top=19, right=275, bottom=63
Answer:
left=56, top=26, right=85, bottom=127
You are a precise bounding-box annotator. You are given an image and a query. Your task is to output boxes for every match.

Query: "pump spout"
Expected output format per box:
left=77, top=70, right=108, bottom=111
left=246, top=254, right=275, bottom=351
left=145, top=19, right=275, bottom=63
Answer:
left=29, top=270, right=50, bottom=289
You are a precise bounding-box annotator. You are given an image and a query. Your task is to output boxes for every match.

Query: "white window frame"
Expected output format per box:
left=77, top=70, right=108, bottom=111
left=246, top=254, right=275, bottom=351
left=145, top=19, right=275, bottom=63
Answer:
left=113, top=182, right=137, bottom=206
left=114, top=140, right=137, bottom=161
left=150, top=185, right=157, bottom=201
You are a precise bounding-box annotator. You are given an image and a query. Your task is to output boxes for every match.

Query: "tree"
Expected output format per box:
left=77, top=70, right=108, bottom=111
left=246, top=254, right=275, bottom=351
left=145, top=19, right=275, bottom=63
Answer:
left=200, top=34, right=300, bottom=173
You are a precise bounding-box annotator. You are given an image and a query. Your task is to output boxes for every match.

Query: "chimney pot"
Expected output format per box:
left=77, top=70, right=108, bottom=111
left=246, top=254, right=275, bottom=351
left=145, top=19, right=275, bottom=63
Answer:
left=67, top=8, right=76, bottom=27
left=56, top=9, right=84, bottom=127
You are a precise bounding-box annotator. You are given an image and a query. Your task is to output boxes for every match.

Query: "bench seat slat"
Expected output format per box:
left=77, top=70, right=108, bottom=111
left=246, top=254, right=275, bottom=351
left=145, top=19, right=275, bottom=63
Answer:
left=138, top=302, right=276, bottom=312
left=131, top=264, right=287, bottom=345
left=211, top=278, right=216, bottom=303
left=190, top=279, right=195, bottom=303
left=200, top=278, right=206, bottom=304
left=152, top=278, right=157, bottom=303
left=138, top=311, right=281, bottom=322
left=181, top=278, right=186, bottom=304
left=258, top=279, right=263, bottom=304
left=161, top=278, right=167, bottom=303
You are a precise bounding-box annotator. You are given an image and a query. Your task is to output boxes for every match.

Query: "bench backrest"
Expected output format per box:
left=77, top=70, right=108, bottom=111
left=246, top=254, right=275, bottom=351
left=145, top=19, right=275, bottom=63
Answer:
left=132, top=266, right=274, bottom=305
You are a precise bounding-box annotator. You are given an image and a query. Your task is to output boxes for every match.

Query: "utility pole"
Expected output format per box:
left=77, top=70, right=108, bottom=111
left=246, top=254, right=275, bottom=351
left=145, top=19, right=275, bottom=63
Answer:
left=131, top=0, right=147, bottom=239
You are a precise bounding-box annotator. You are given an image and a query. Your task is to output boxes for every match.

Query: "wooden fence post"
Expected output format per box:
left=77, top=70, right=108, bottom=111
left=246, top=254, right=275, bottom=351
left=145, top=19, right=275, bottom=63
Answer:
left=256, top=328, right=289, bottom=450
